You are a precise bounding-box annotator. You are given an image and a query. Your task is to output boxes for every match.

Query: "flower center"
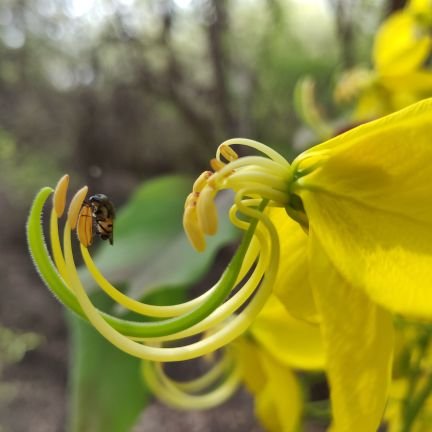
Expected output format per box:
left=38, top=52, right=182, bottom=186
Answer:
left=183, top=138, right=293, bottom=252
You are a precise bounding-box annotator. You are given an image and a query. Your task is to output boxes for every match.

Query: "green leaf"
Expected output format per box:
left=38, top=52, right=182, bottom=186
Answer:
left=67, top=311, right=151, bottom=432
left=67, top=175, right=238, bottom=431
left=67, top=287, right=188, bottom=432
left=80, top=175, right=238, bottom=300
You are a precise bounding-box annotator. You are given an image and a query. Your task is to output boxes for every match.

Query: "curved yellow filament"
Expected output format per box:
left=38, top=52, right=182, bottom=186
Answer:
left=62, top=195, right=279, bottom=361
left=49, top=209, right=69, bottom=283
left=226, top=182, right=289, bottom=204
left=132, top=226, right=268, bottom=343
left=81, top=244, right=216, bottom=318
left=80, top=219, right=260, bottom=320
left=168, top=354, right=233, bottom=392
left=142, top=357, right=241, bottom=410
left=217, top=138, right=291, bottom=167
left=227, top=170, right=289, bottom=193
left=212, top=156, right=289, bottom=185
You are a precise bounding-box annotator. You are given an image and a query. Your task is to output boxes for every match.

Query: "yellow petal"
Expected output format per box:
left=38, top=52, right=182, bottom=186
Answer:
left=409, top=0, right=432, bottom=25
left=309, top=233, right=394, bottom=432
left=373, top=10, right=431, bottom=75
left=251, top=295, right=325, bottom=371
left=232, top=338, right=266, bottom=394
left=353, top=72, right=432, bottom=120
left=297, top=99, right=432, bottom=317
left=255, top=349, right=302, bottom=432
left=234, top=338, right=302, bottom=432
left=269, top=208, right=319, bottom=323
left=383, top=71, right=432, bottom=93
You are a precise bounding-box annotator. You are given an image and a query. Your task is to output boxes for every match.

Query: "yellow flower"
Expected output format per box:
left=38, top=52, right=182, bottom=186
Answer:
left=28, top=98, right=432, bottom=431
left=183, top=99, right=432, bottom=431
left=335, top=1, right=432, bottom=120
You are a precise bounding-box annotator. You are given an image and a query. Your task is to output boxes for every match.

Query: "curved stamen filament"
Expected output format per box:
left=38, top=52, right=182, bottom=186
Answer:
left=31, top=187, right=270, bottom=343
left=59, top=194, right=277, bottom=360
left=80, top=242, right=259, bottom=319
left=29, top=155, right=280, bottom=362
left=226, top=183, right=289, bottom=205
left=27, top=180, right=269, bottom=358
left=82, top=243, right=215, bottom=317
left=217, top=138, right=291, bottom=168
left=64, top=214, right=253, bottom=339
left=211, top=156, right=290, bottom=187
left=49, top=209, right=69, bottom=283
left=142, top=352, right=241, bottom=409
left=226, top=170, right=289, bottom=193
left=168, top=354, right=233, bottom=392
left=132, top=226, right=268, bottom=343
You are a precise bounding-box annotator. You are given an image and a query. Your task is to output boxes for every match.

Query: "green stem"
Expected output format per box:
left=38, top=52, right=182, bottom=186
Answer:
left=401, top=330, right=432, bottom=432
left=401, top=372, right=432, bottom=432
left=305, top=400, right=331, bottom=421
left=27, top=187, right=266, bottom=338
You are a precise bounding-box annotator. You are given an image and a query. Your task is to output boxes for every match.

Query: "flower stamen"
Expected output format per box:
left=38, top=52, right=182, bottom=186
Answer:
left=53, top=174, right=69, bottom=218
left=210, top=158, right=225, bottom=172
left=67, top=186, right=88, bottom=230
left=77, top=203, right=93, bottom=247
left=219, top=144, right=239, bottom=163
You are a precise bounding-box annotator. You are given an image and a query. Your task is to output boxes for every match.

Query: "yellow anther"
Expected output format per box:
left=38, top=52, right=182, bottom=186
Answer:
left=197, top=186, right=218, bottom=236
left=210, top=158, right=225, bottom=172
left=220, top=145, right=238, bottom=162
left=53, top=174, right=70, bottom=218
left=77, top=203, right=93, bottom=247
left=183, top=206, right=206, bottom=252
left=193, top=171, right=213, bottom=193
left=185, top=192, right=198, bottom=209
left=68, top=186, right=88, bottom=230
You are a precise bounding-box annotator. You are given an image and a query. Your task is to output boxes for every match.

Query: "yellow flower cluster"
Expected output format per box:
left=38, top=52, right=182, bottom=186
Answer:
left=335, top=0, right=432, bottom=121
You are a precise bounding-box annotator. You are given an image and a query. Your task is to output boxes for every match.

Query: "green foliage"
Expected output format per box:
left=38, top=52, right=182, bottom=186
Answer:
left=67, top=309, right=151, bottom=432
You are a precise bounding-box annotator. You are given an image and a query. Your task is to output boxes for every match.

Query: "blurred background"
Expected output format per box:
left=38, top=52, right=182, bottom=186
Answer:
left=0, top=0, right=401, bottom=431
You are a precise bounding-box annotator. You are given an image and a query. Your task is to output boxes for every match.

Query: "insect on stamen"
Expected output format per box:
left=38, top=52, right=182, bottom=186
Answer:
left=77, top=194, right=116, bottom=247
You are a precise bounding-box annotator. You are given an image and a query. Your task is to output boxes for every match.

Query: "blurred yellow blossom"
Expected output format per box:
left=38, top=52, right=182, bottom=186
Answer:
left=335, top=1, right=432, bottom=120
